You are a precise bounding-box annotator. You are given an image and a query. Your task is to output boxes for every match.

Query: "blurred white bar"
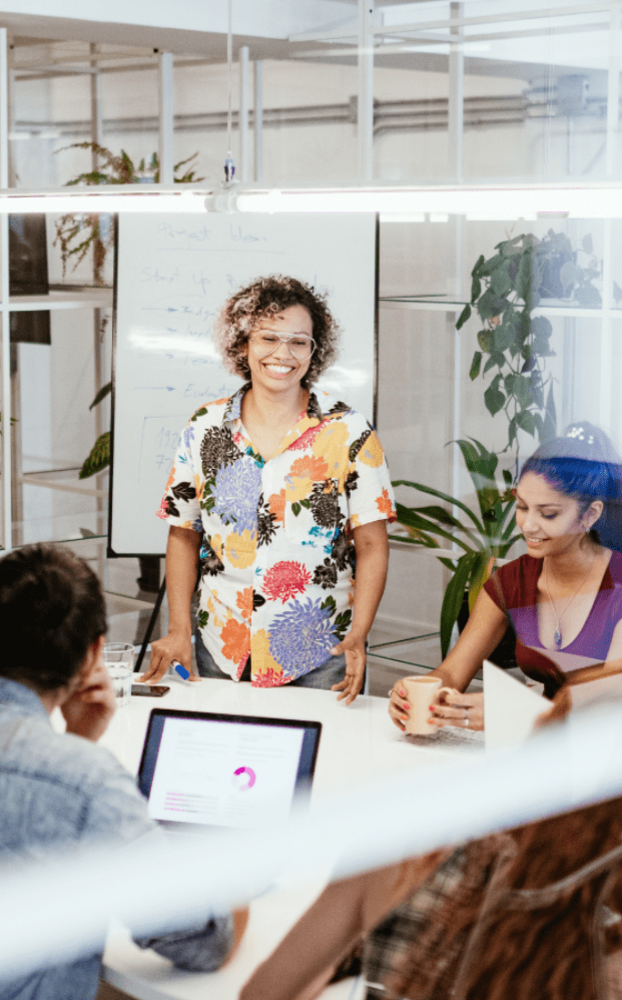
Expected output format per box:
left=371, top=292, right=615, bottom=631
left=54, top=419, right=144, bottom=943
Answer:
left=2, top=700, right=622, bottom=980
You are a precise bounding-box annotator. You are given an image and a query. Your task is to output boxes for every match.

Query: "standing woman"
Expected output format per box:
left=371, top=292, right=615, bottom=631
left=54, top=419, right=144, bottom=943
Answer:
left=144, top=275, right=396, bottom=702
left=389, top=423, right=622, bottom=731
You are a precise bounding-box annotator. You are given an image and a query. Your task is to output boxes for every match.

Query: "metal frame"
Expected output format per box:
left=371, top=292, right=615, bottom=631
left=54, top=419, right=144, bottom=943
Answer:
left=0, top=28, right=9, bottom=552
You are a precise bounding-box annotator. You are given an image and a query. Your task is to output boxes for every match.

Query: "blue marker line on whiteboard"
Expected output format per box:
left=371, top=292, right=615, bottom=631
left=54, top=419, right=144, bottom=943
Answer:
left=171, top=659, right=190, bottom=681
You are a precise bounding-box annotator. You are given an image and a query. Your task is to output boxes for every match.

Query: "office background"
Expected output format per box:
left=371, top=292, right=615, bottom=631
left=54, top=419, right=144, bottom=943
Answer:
left=0, top=0, right=618, bottom=686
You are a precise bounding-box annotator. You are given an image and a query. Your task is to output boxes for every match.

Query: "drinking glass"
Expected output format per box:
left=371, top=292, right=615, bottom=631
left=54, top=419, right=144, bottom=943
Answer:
left=103, top=642, right=134, bottom=707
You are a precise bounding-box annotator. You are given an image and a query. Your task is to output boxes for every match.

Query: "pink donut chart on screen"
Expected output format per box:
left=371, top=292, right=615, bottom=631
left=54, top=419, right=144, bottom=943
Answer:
left=137, top=708, right=322, bottom=832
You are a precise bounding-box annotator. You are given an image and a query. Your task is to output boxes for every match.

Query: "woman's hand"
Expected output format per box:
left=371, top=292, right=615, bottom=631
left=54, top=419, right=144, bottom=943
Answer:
left=330, top=633, right=366, bottom=705
left=388, top=682, right=411, bottom=731
left=61, top=660, right=116, bottom=742
left=430, top=688, right=484, bottom=731
left=141, top=629, right=200, bottom=684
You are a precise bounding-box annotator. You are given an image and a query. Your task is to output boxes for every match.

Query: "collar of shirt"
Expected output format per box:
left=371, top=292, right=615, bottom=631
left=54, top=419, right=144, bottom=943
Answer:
left=0, top=676, right=50, bottom=722
left=221, top=383, right=326, bottom=454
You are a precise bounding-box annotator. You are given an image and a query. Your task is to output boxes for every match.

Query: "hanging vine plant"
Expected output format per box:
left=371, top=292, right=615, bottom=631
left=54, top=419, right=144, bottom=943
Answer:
left=53, top=143, right=204, bottom=286
left=456, top=229, right=601, bottom=461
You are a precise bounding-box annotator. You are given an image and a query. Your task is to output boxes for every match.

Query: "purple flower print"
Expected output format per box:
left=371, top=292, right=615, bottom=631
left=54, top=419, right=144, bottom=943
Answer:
left=269, top=598, right=337, bottom=676
left=213, top=456, right=262, bottom=535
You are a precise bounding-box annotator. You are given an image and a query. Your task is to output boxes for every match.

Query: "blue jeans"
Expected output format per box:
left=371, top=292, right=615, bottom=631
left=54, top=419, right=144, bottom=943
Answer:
left=194, top=629, right=349, bottom=690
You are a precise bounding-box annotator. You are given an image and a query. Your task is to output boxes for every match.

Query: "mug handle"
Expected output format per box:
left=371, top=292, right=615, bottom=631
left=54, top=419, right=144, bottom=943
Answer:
left=437, top=686, right=461, bottom=706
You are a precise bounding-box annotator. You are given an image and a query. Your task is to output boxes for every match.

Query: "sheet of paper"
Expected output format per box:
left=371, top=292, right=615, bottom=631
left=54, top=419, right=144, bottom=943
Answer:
left=484, top=660, right=547, bottom=752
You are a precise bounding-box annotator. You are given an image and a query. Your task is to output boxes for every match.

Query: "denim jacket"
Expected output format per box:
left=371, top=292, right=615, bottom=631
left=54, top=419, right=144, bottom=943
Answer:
left=0, top=678, right=233, bottom=1000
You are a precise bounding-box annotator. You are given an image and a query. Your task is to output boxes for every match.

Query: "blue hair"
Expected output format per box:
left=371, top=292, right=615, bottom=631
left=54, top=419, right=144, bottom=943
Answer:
left=519, top=422, right=622, bottom=551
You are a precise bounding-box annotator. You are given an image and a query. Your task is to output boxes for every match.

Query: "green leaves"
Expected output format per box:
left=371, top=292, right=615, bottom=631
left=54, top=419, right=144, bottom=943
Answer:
left=79, top=431, right=110, bottom=479
left=440, top=552, right=477, bottom=658
left=469, top=351, right=482, bottom=380
left=456, top=304, right=471, bottom=330
left=491, top=262, right=512, bottom=297
left=393, top=440, right=518, bottom=656
left=457, top=229, right=602, bottom=458
left=89, top=381, right=112, bottom=410
left=484, top=374, right=505, bottom=416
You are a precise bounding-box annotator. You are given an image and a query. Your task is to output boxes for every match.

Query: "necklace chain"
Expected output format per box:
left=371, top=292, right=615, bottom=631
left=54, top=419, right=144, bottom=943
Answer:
left=543, top=550, right=596, bottom=651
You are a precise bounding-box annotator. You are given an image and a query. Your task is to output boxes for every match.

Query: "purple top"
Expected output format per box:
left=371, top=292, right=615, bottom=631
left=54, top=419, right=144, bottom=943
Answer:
left=484, top=550, right=622, bottom=696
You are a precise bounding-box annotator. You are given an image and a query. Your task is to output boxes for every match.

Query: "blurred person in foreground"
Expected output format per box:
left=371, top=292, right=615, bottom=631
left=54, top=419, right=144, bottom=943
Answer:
left=0, top=543, right=246, bottom=1000
left=390, top=422, right=622, bottom=732
left=242, top=692, right=622, bottom=1000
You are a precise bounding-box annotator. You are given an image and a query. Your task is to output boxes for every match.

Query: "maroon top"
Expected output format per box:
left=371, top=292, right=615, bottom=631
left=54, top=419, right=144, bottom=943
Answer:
left=483, top=551, right=622, bottom=698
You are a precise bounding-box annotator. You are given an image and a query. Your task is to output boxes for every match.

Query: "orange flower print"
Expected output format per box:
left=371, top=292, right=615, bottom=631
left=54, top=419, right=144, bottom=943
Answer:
left=211, top=533, right=223, bottom=560
left=251, top=629, right=284, bottom=683
left=263, top=561, right=312, bottom=603
left=164, top=465, right=177, bottom=492
left=236, top=586, right=254, bottom=621
left=225, top=529, right=256, bottom=568
left=290, top=455, right=329, bottom=481
left=269, top=489, right=287, bottom=523
left=312, top=422, right=349, bottom=483
left=194, top=473, right=205, bottom=502
left=221, top=618, right=250, bottom=662
left=359, top=430, right=384, bottom=468
left=284, top=454, right=329, bottom=503
left=284, top=474, right=312, bottom=503
left=376, top=487, right=395, bottom=518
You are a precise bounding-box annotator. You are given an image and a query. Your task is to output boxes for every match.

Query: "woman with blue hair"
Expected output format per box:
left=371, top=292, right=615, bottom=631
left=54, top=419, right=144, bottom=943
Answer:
left=389, top=422, right=622, bottom=731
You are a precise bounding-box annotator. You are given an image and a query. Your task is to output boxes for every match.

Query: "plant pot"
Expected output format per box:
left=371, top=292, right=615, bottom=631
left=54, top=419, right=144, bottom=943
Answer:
left=457, top=593, right=517, bottom=671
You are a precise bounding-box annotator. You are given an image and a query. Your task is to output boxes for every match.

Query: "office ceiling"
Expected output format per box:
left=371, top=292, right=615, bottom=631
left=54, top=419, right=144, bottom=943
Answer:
left=0, top=1, right=612, bottom=89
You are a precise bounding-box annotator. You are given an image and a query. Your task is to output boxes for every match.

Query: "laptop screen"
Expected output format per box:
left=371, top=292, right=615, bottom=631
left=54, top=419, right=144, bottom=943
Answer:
left=137, top=709, right=322, bottom=831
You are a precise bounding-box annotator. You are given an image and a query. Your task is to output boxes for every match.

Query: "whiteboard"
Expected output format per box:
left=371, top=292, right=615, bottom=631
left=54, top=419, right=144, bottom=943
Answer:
left=109, top=212, right=378, bottom=556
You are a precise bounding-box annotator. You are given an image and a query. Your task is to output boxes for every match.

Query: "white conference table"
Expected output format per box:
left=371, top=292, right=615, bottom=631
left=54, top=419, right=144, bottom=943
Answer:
left=99, top=675, right=483, bottom=1000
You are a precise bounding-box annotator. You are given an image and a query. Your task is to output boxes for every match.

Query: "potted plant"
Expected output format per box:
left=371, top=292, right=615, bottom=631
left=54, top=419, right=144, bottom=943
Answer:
left=53, top=142, right=204, bottom=286
left=391, top=438, right=522, bottom=659
left=456, top=229, right=601, bottom=463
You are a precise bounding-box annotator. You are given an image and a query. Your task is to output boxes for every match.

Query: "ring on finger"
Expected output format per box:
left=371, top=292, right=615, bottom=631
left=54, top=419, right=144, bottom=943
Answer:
left=464, top=708, right=469, bottom=728
left=388, top=688, right=393, bottom=698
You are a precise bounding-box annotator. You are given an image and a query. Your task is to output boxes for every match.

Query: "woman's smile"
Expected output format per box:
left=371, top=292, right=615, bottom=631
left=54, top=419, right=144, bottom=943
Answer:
left=263, top=360, right=297, bottom=378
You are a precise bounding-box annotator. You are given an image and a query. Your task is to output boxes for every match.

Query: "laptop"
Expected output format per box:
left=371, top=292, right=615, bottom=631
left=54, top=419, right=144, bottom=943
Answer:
left=137, top=708, right=322, bottom=833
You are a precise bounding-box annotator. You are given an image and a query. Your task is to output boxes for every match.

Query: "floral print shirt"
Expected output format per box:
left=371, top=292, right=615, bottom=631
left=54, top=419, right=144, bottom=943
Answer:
left=157, top=384, right=396, bottom=686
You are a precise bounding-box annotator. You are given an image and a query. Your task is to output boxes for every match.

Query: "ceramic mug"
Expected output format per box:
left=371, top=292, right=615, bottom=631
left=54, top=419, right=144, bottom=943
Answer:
left=402, top=675, right=442, bottom=735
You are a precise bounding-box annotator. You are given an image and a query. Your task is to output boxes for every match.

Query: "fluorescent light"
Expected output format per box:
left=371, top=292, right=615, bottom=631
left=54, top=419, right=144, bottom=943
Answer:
left=235, top=184, right=622, bottom=221
left=0, top=187, right=211, bottom=214
left=0, top=182, right=619, bottom=222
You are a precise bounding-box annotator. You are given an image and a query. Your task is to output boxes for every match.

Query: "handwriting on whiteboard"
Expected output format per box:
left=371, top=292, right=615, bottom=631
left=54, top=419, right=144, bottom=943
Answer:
left=153, top=221, right=286, bottom=253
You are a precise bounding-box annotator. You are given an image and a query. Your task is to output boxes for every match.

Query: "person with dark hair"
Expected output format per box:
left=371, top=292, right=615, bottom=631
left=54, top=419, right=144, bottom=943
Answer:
left=146, top=275, right=396, bottom=702
left=0, top=543, right=245, bottom=1000
left=389, top=422, right=622, bottom=731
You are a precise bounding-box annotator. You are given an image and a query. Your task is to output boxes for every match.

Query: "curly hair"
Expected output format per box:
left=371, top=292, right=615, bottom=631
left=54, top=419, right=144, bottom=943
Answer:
left=212, top=275, right=340, bottom=388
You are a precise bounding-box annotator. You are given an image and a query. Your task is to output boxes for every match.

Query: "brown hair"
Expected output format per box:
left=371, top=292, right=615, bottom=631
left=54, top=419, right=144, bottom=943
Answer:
left=389, top=797, right=622, bottom=1000
left=212, top=274, right=340, bottom=388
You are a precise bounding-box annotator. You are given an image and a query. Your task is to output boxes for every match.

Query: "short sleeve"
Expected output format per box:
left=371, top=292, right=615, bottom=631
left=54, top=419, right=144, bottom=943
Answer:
left=483, top=556, right=539, bottom=615
left=156, top=421, right=203, bottom=532
left=348, top=426, right=396, bottom=529
left=483, top=567, right=508, bottom=612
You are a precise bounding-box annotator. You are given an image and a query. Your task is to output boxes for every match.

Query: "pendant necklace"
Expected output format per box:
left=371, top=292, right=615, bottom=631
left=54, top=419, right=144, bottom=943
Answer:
left=544, top=550, right=596, bottom=651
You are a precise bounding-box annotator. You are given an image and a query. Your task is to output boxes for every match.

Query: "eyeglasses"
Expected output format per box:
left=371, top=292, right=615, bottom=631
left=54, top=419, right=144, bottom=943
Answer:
left=249, top=331, right=316, bottom=361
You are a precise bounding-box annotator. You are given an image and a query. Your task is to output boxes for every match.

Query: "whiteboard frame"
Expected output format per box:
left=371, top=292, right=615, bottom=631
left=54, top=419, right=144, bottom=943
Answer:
left=107, top=212, right=379, bottom=558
